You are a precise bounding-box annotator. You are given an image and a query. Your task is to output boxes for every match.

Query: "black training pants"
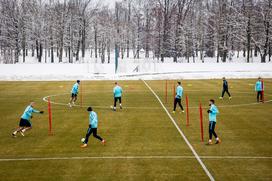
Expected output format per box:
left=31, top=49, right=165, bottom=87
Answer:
left=209, top=121, right=218, bottom=140
left=221, top=88, right=231, bottom=97
left=84, top=126, right=103, bottom=144
left=114, top=97, right=122, bottom=107
left=173, top=98, right=184, bottom=111
left=257, top=91, right=263, bottom=102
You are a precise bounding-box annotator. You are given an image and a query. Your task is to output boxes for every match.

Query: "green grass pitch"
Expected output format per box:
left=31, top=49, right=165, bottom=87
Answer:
left=0, top=79, right=271, bottom=180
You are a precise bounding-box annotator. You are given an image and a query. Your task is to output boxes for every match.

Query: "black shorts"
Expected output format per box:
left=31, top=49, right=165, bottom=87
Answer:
left=19, top=118, right=31, bottom=127
left=114, top=97, right=122, bottom=107
left=71, top=93, right=78, bottom=98
left=114, top=97, right=122, bottom=103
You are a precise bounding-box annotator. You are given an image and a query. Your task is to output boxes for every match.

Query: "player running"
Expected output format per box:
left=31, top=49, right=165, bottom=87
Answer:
left=12, top=102, right=44, bottom=137
left=207, top=99, right=221, bottom=145
left=112, top=82, right=123, bottom=111
left=173, top=81, right=184, bottom=113
left=81, top=107, right=105, bottom=148
left=68, top=80, right=80, bottom=107
left=255, top=77, right=264, bottom=102
left=219, top=77, right=232, bottom=100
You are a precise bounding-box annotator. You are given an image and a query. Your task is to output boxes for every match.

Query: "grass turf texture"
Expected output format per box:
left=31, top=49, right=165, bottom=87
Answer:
left=0, top=79, right=271, bottom=181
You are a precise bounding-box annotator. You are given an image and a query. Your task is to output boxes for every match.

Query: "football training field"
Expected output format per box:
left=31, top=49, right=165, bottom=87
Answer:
left=0, top=79, right=271, bottom=180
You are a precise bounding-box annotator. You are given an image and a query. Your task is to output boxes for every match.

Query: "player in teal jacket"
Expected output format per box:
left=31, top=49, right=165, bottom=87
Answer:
left=173, top=81, right=184, bottom=113
left=81, top=107, right=105, bottom=148
left=255, top=77, right=264, bottom=102
left=207, top=99, right=221, bottom=145
left=68, top=80, right=80, bottom=107
left=112, top=82, right=123, bottom=111
left=12, top=102, right=44, bottom=137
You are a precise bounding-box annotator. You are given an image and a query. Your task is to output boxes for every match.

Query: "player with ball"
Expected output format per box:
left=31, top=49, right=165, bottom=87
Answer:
left=81, top=106, right=105, bottom=148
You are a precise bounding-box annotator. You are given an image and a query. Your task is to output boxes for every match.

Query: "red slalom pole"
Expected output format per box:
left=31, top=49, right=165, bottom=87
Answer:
left=48, top=97, right=52, bottom=136
left=186, top=95, right=189, bottom=126
left=80, top=81, right=83, bottom=107
left=261, top=79, right=264, bottom=103
left=165, top=80, right=168, bottom=103
left=199, top=102, right=204, bottom=142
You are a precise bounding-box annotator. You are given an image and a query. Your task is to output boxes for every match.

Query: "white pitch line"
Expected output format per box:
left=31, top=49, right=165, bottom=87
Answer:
left=0, top=156, right=271, bottom=162
left=201, top=156, right=272, bottom=159
left=42, top=94, right=272, bottom=110
left=42, top=95, right=163, bottom=109
left=142, top=80, right=215, bottom=181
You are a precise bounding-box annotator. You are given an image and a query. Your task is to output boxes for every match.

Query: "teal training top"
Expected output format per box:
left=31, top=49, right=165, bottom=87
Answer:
left=113, top=86, right=123, bottom=98
left=255, top=81, right=263, bottom=91
left=209, top=104, right=219, bottom=122
left=175, top=85, right=183, bottom=99
left=89, top=111, right=98, bottom=128
left=71, top=83, right=79, bottom=94
left=21, top=105, right=40, bottom=121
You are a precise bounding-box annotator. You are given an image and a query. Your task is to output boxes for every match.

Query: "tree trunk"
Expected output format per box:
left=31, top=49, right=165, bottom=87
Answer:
left=22, top=33, right=26, bottom=63
left=261, top=55, right=266, bottom=63
left=261, top=20, right=269, bottom=63
left=76, top=39, right=80, bottom=61
left=59, top=32, right=63, bottom=63
left=246, top=17, right=251, bottom=63
left=68, top=46, right=72, bottom=63
left=217, top=44, right=220, bottom=63
left=222, top=51, right=227, bottom=62
left=51, top=43, right=54, bottom=63
left=57, top=44, right=59, bottom=58
left=69, top=28, right=73, bottom=63
left=126, top=2, right=131, bottom=58
left=145, top=10, right=150, bottom=58
left=36, top=40, right=39, bottom=59
left=81, top=19, right=86, bottom=58
left=101, top=46, right=105, bottom=64
left=254, top=45, right=258, bottom=57
left=38, top=43, right=42, bottom=63
left=269, top=43, right=271, bottom=62
left=22, top=46, right=26, bottom=63
left=32, top=45, right=34, bottom=57
left=44, top=47, right=47, bottom=63
left=59, top=45, right=63, bottom=63
left=107, top=40, right=110, bottom=63
left=15, top=37, right=19, bottom=63
left=126, top=39, right=130, bottom=58
left=136, top=17, right=140, bottom=59
left=200, top=50, right=204, bottom=63
left=94, top=25, right=98, bottom=59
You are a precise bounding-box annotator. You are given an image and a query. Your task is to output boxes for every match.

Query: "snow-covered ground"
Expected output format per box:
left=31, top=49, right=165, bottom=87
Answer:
left=0, top=62, right=271, bottom=80
left=1, top=50, right=271, bottom=80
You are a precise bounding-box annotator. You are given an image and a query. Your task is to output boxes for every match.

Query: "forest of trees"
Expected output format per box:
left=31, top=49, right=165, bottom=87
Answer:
left=0, top=0, right=271, bottom=64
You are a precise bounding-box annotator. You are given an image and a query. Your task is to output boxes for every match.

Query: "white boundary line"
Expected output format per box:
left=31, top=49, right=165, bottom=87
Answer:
left=42, top=95, right=162, bottom=109
left=0, top=155, right=271, bottom=162
left=142, top=80, right=215, bottom=181
left=42, top=94, right=272, bottom=110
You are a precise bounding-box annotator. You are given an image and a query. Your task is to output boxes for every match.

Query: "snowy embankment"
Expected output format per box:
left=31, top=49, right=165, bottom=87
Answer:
left=0, top=63, right=271, bottom=80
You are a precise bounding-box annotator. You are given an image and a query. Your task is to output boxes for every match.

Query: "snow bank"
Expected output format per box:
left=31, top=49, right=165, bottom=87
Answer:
left=0, top=63, right=271, bottom=80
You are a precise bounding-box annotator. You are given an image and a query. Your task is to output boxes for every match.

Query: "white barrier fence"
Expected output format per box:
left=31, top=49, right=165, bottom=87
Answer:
left=0, top=63, right=271, bottom=80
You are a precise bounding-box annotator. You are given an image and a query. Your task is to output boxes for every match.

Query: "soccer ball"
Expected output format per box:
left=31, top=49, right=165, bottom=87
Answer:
left=81, top=138, right=85, bottom=143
